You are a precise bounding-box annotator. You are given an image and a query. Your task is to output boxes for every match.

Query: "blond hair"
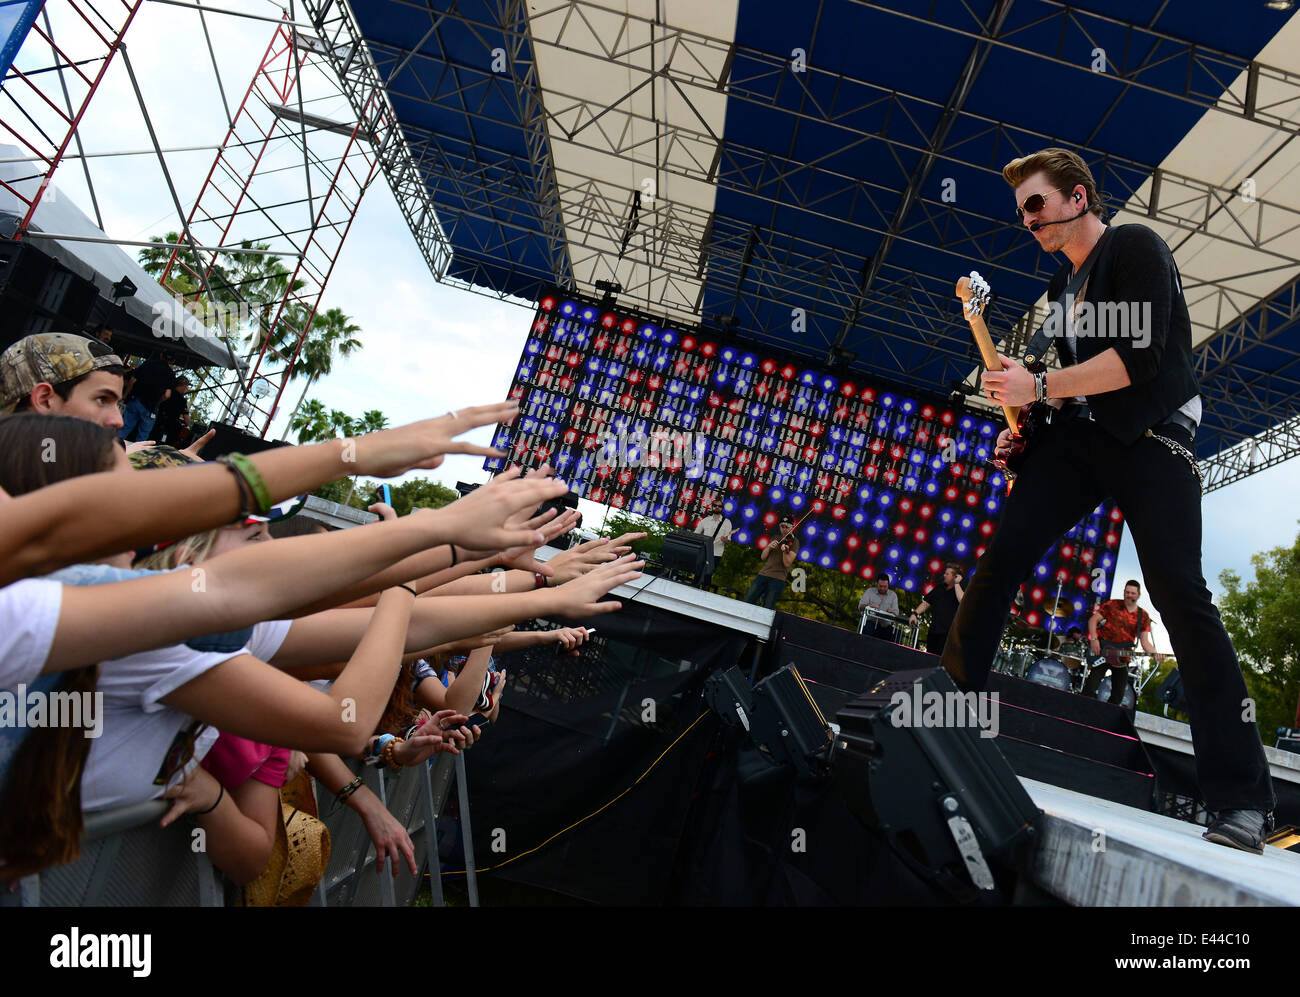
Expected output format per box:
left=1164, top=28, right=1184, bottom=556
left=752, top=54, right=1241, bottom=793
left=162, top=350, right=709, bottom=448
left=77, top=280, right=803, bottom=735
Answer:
left=134, top=527, right=225, bottom=571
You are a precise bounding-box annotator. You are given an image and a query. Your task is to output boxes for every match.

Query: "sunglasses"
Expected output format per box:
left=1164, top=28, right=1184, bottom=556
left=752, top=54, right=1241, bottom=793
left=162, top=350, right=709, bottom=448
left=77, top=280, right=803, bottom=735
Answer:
left=1015, top=188, right=1067, bottom=221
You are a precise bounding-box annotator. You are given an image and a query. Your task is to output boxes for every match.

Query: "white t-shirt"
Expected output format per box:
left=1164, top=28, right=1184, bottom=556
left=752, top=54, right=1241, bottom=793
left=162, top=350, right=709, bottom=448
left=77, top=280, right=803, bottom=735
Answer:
left=0, top=579, right=63, bottom=692
left=694, top=515, right=733, bottom=558
left=80, top=619, right=294, bottom=812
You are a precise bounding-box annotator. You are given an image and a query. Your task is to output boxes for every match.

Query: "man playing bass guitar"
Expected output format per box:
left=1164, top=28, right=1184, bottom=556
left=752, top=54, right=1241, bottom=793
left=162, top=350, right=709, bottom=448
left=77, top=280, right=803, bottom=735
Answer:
left=944, top=148, right=1275, bottom=853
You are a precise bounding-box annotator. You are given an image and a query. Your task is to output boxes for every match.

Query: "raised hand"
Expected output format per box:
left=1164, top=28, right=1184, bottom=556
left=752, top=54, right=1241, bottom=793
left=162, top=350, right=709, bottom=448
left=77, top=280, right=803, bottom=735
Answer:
left=547, top=554, right=644, bottom=617
left=351, top=401, right=519, bottom=478
left=431, top=625, right=515, bottom=658
left=551, top=626, right=590, bottom=653
left=180, top=428, right=217, bottom=461
left=427, top=469, right=568, bottom=552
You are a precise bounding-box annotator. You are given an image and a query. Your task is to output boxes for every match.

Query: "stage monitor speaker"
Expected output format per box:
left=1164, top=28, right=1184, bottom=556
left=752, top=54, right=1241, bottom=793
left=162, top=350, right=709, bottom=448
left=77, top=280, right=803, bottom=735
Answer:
left=834, top=667, right=1040, bottom=897
left=198, top=422, right=291, bottom=459
left=1157, top=667, right=1188, bottom=713
left=659, top=529, right=714, bottom=579
left=0, top=240, right=97, bottom=346
left=707, top=665, right=838, bottom=780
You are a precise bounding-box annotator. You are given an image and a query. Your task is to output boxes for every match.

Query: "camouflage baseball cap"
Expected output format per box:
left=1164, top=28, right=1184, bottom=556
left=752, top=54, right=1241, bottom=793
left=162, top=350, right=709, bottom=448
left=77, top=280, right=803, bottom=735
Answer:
left=127, top=444, right=198, bottom=470
left=0, top=333, right=125, bottom=414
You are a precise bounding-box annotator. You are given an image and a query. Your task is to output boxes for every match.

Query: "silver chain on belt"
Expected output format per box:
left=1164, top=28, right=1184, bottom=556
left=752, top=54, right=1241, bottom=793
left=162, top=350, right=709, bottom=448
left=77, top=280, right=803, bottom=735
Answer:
left=1145, top=428, right=1204, bottom=492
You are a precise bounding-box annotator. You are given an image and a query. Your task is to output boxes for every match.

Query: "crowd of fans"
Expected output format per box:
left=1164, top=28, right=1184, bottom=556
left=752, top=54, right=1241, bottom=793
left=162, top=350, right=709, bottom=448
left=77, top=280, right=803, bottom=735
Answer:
left=0, top=332, right=646, bottom=901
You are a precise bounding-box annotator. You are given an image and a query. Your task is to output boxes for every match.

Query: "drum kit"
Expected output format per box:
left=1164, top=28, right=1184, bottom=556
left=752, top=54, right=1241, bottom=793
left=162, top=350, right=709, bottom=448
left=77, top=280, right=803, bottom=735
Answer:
left=990, top=596, right=1159, bottom=706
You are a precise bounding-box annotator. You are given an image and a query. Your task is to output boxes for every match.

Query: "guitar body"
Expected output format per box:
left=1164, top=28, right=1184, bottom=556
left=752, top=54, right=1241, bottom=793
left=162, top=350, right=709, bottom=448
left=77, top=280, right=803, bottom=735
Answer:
left=955, top=272, right=1051, bottom=478
left=1001, top=395, right=1051, bottom=473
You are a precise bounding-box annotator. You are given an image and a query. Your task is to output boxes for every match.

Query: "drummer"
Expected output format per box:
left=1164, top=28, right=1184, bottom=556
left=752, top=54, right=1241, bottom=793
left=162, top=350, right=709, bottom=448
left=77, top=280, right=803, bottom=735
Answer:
left=1058, top=625, right=1089, bottom=659
left=858, top=573, right=901, bottom=641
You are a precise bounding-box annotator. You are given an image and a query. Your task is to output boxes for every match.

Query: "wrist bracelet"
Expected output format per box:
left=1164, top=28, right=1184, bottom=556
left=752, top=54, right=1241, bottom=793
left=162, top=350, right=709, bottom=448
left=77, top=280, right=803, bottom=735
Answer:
left=367, top=733, right=395, bottom=765
left=336, top=776, right=363, bottom=802
left=396, top=583, right=417, bottom=597
left=216, top=457, right=256, bottom=518
left=449, top=544, right=459, bottom=567
left=216, top=453, right=272, bottom=517
left=195, top=783, right=225, bottom=815
left=1034, top=370, right=1048, bottom=405
left=381, top=736, right=406, bottom=770
left=534, top=571, right=548, bottom=589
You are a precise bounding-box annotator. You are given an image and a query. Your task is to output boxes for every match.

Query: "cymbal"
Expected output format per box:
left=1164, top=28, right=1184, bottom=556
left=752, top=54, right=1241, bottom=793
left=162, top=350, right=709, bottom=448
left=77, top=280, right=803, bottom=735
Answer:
left=1005, top=615, right=1045, bottom=637
left=1042, top=596, right=1072, bottom=618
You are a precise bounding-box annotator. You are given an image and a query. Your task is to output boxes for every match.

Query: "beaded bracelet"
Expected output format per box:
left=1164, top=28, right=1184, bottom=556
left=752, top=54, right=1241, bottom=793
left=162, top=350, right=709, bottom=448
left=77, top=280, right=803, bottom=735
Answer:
left=336, top=776, right=363, bottom=802
left=381, top=736, right=406, bottom=770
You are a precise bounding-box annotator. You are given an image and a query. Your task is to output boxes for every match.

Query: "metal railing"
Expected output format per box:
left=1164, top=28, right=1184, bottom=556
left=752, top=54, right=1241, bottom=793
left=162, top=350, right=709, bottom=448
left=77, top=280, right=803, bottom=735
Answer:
left=3, top=753, right=478, bottom=908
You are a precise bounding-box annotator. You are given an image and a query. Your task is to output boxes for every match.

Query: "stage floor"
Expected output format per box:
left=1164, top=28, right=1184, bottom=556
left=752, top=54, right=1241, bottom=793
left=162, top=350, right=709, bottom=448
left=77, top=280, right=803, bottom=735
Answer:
left=1025, top=777, right=1300, bottom=906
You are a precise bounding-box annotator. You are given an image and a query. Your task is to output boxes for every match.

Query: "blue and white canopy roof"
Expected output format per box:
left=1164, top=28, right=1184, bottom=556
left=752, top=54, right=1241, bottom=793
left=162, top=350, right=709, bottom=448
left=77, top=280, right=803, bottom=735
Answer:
left=314, top=0, right=1300, bottom=482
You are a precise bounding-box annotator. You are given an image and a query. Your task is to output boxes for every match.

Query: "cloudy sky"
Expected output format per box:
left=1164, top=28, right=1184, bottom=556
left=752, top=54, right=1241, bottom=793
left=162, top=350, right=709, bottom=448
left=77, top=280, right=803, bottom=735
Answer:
left=16, top=0, right=1300, bottom=651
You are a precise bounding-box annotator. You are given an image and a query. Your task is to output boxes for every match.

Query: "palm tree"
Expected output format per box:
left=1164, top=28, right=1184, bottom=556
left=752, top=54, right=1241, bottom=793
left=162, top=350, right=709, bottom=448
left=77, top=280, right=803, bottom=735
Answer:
left=328, top=409, right=358, bottom=439
left=355, top=409, right=389, bottom=435
left=283, top=307, right=364, bottom=428
left=289, top=399, right=332, bottom=443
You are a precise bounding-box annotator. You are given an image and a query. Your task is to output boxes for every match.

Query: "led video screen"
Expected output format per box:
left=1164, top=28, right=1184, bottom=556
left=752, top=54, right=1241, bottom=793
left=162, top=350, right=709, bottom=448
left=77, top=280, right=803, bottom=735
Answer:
left=487, top=291, right=1124, bottom=631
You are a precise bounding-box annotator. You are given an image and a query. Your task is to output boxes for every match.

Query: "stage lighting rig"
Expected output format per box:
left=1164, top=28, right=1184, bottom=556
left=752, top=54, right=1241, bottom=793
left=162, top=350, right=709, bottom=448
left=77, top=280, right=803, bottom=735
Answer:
left=110, top=275, right=137, bottom=300
left=594, top=279, right=622, bottom=307
left=825, top=345, right=856, bottom=371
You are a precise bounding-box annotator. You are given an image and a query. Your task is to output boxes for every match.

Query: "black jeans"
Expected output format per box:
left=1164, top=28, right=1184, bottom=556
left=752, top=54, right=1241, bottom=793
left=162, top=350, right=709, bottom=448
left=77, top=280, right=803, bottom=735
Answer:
left=1081, top=640, right=1132, bottom=704
left=940, top=416, right=1275, bottom=812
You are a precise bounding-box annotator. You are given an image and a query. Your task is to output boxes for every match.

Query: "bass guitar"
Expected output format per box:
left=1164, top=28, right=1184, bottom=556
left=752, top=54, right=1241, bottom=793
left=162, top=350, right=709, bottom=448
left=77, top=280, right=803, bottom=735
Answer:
left=955, top=271, right=1050, bottom=475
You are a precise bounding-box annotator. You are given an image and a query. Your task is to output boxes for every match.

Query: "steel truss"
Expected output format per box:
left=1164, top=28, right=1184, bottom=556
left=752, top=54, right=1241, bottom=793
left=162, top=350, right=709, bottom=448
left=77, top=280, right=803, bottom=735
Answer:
left=306, top=0, right=1300, bottom=480
left=1, top=0, right=142, bottom=234
left=156, top=14, right=385, bottom=436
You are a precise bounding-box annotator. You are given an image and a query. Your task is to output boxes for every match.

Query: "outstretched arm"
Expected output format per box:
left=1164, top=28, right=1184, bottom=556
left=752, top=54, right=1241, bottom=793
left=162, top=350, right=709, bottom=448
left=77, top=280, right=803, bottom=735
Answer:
left=40, top=472, right=565, bottom=674
left=0, top=402, right=519, bottom=586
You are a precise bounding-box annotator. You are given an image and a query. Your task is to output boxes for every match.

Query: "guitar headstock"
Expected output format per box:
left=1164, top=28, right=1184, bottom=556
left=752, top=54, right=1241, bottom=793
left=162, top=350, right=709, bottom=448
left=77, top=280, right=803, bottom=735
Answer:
left=955, top=271, right=991, bottom=320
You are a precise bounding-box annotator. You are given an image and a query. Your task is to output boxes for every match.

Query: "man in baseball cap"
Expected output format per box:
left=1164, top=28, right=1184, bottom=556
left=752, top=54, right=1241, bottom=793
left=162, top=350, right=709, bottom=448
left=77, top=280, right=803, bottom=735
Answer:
left=0, top=332, right=128, bottom=429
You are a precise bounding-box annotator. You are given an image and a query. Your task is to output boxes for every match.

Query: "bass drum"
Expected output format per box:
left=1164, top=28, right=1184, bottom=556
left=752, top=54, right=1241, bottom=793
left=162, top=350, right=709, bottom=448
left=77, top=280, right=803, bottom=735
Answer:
left=1096, top=676, right=1137, bottom=711
left=1024, top=657, right=1073, bottom=692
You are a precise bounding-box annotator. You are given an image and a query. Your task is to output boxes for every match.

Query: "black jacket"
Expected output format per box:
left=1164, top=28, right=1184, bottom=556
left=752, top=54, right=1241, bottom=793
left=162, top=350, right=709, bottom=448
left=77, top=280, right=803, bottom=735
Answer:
left=1045, top=223, right=1199, bottom=446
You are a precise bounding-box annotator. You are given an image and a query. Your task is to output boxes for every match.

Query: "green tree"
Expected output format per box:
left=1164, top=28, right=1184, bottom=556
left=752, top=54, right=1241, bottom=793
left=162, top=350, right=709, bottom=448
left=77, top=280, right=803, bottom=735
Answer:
left=312, top=476, right=459, bottom=514
left=600, top=511, right=674, bottom=559
left=289, top=399, right=332, bottom=443
left=1218, top=524, right=1300, bottom=743
left=283, top=307, right=364, bottom=427
left=329, top=409, right=358, bottom=438
left=355, top=409, right=389, bottom=435
left=137, top=234, right=298, bottom=425
left=387, top=478, right=459, bottom=515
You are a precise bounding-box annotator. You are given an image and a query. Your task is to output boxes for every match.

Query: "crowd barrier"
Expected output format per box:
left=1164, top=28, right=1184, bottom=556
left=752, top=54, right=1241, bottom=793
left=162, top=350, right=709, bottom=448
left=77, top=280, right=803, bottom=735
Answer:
left=2, top=753, right=479, bottom=907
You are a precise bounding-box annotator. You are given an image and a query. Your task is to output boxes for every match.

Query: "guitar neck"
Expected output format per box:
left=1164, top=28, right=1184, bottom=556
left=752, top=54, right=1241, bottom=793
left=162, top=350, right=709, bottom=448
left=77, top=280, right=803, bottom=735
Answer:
left=966, top=310, right=1021, bottom=430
